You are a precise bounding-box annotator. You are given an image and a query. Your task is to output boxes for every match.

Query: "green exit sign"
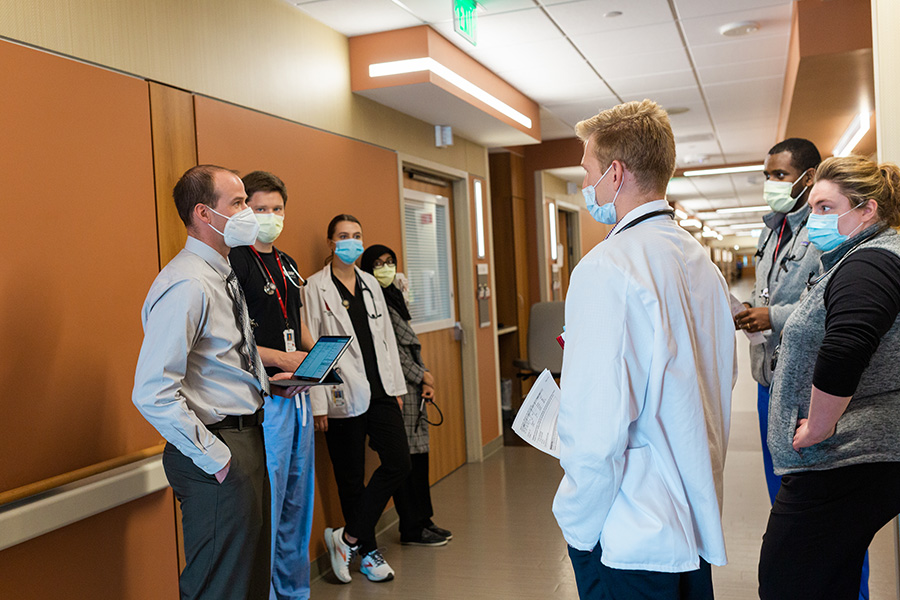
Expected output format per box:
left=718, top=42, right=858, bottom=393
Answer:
left=454, top=0, right=477, bottom=46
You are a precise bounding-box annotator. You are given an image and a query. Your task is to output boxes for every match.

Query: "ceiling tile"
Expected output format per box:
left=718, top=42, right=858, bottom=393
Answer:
left=546, top=0, right=673, bottom=37
left=674, top=0, right=791, bottom=20
left=590, top=48, right=693, bottom=80
left=679, top=3, right=792, bottom=47
left=544, top=96, right=622, bottom=127
left=605, top=70, right=696, bottom=96
left=460, top=7, right=563, bottom=49
left=572, top=21, right=684, bottom=59
left=697, top=56, right=787, bottom=86
left=691, top=32, right=790, bottom=68
left=295, top=0, right=421, bottom=36
left=540, top=107, right=579, bottom=141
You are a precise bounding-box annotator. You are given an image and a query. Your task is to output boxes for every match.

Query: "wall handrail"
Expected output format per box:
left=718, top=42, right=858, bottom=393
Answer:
left=0, top=441, right=166, bottom=507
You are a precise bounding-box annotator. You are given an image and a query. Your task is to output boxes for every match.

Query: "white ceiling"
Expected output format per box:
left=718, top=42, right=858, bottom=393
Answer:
left=291, top=0, right=797, bottom=230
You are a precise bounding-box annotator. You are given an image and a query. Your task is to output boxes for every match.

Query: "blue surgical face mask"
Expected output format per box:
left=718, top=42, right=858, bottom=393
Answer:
left=582, top=163, right=621, bottom=225
left=806, top=203, right=864, bottom=252
left=334, top=238, right=364, bottom=264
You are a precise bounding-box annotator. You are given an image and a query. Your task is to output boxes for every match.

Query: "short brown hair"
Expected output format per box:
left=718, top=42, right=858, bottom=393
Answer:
left=815, top=156, right=900, bottom=228
left=576, top=99, right=676, bottom=195
left=173, top=165, right=234, bottom=226
left=242, top=170, right=288, bottom=204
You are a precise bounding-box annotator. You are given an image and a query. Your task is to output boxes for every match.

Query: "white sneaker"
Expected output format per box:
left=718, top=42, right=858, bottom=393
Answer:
left=360, top=548, right=395, bottom=582
left=324, top=527, right=356, bottom=583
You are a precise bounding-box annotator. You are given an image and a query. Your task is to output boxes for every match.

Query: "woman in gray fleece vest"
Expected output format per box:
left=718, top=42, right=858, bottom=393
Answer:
left=758, top=156, right=900, bottom=600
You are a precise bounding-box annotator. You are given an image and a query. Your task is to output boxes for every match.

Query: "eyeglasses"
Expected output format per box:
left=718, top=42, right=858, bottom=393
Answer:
left=373, top=259, right=396, bottom=268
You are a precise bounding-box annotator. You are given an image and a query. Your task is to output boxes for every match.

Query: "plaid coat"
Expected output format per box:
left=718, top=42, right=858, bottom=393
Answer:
left=387, top=302, right=431, bottom=454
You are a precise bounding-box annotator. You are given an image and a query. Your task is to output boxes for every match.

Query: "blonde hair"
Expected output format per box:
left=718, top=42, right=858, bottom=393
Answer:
left=575, top=99, right=676, bottom=195
left=815, top=156, right=900, bottom=228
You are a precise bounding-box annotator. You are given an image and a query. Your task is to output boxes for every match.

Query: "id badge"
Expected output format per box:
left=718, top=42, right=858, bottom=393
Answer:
left=283, top=328, right=296, bottom=352
left=331, top=387, right=346, bottom=408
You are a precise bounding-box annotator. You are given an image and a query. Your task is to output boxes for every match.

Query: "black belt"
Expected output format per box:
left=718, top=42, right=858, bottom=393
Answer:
left=208, top=408, right=264, bottom=430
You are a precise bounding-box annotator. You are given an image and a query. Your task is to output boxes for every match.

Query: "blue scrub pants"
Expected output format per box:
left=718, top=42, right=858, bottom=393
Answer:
left=263, top=392, right=315, bottom=600
left=758, top=384, right=868, bottom=600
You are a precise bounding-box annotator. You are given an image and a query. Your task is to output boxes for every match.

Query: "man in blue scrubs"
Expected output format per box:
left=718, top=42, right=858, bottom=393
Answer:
left=230, top=171, right=317, bottom=600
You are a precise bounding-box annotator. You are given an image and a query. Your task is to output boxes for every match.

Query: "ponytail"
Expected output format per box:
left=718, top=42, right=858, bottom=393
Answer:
left=878, top=163, right=900, bottom=228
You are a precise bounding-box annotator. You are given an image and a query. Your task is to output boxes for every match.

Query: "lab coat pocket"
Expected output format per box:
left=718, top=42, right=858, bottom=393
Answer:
left=599, top=445, right=696, bottom=571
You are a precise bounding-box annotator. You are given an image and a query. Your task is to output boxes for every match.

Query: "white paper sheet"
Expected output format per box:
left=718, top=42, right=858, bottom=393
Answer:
left=729, top=293, right=767, bottom=346
left=512, top=368, right=561, bottom=458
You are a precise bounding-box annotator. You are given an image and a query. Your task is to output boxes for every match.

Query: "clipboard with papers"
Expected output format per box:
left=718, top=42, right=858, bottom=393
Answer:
left=269, top=335, right=352, bottom=387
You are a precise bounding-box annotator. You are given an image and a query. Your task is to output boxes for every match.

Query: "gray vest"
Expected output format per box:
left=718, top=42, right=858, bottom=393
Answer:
left=768, top=226, right=900, bottom=474
left=749, top=205, right=822, bottom=386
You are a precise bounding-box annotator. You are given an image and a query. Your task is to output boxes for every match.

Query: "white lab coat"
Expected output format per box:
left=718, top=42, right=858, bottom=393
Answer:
left=552, top=200, right=736, bottom=572
left=302, top=264, right=408, bottom=418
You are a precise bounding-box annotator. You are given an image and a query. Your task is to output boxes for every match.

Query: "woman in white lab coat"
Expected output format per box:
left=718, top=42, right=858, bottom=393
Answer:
left=303, top=214, right=409, bottom=584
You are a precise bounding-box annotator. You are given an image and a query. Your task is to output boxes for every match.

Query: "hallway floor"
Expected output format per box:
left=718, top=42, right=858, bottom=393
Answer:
left=309, top=277, right=898, bottom=599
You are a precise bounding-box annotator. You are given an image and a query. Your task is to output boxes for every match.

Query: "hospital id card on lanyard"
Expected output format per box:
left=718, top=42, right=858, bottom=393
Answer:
left=251, top=247, right=296, bottom=352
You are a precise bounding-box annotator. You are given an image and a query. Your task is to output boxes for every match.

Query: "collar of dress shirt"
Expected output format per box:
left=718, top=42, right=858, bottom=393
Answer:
left=185, top=235, right=232, bottom=278
left=608, top=199, right=671, bottom=237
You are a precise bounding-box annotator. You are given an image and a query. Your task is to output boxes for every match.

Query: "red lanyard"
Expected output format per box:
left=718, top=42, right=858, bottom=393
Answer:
left=773, top=219, right=788, bottom=261
left=250, top=247, right=289, bottom=325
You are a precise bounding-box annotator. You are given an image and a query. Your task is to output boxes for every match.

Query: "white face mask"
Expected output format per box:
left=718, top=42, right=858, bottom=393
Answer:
left=255, top=213, right=284, bottom=244
left=207, top=206, right=260, bottom=247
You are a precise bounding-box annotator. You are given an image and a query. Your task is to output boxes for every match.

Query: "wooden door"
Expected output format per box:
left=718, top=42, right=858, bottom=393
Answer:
left=402, top=172, right=467, bottom=483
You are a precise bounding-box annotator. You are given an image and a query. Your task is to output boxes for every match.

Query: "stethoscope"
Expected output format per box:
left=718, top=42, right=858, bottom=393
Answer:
left=355, top=275, right=382, bottom=320
left=251, top=248, right=307, bottom=295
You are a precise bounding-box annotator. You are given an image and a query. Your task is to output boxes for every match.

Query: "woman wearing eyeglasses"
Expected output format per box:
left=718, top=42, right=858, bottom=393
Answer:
left=758, top=156, right=900, bottom=600
left=360, top=244, right=453, bottom=548
left=303, top=214, right=410, bottom=585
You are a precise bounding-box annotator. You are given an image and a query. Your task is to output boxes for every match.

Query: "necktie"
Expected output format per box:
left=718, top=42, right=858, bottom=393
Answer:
left=226, top=270, right=270, bottom=397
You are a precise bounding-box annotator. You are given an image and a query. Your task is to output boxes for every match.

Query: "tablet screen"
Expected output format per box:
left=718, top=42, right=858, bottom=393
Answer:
left=293, top=336, right=351, bottom=381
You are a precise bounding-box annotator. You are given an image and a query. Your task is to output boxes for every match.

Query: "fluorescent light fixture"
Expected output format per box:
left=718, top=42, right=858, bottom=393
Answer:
left=716, top=234, right=724, bottom=241
left=730, top=222, right=766, bottom=230
left=716, top=205, right=770, bottom=214
left=683, top=164, right=764, bottom=177
left=369, top=58, right=533, bottom=128
left=674, top=208, right=688, bottom=220
left=474, top=179, right=486, bottom=258
left=548, top=202, right=558, bottom=261
left=680, top=218, right=702, bottom=228
left=750, top=229, right=762, bottom=237
left=833, top=110, right=871, bottom=157
left=702, top=230, right=718, bottom=238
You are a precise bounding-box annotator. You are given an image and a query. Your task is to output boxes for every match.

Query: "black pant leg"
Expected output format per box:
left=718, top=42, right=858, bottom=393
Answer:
left=759, top=462, right=900, bottom=600
left=163, top=426, right=270, bottom=600
left=323, top=413, right=368, bottom=535
left=393, top=452, right=432, bottom=537
left=355, top=396, right=411, bottom=553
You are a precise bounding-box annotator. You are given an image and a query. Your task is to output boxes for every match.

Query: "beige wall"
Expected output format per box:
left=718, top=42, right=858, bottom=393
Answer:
left=0, top=0, right=488, bottom=177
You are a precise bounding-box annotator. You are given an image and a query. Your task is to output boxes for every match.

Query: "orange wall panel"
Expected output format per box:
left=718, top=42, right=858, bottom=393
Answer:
left=0, top=490, right=179, bottom=599
left=193, top=96, right=401, bottom=275
left=0, top=40, right=162, bottom=492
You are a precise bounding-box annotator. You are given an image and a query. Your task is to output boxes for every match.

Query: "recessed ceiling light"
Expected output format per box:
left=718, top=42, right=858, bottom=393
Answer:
left=604, top=11, right=623, bottom=18
left=667, top=106, right=690, bottom=115
left=719, top=21, right=760, bottom=37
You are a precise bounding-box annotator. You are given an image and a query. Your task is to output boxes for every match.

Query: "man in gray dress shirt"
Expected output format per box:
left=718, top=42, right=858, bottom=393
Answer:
left=133, top=165, right=304, bottom=599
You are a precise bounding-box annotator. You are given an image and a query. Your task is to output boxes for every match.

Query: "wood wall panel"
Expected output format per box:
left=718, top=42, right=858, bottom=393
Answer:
left=149, top=82, right=197, bottom=268
left=0, top=490, right=178, bottom=599
left=0, top=39, right=175, bottom=597
left=0, top=39, right=160, bottom=490
left=418, top=328, right=467, bottom=481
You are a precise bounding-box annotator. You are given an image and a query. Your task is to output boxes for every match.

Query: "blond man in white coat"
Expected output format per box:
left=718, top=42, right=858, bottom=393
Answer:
left=553, top=100, right=736, bottom=600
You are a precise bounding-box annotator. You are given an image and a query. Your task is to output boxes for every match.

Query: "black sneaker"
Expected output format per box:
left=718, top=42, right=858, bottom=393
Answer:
left=400, top=527, right=448, bottom=546
left=426, top=524, right=452, bottom=541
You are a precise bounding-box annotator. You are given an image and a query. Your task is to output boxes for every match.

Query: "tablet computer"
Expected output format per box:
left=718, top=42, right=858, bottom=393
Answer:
left=269, top=335, right=352, bottom=387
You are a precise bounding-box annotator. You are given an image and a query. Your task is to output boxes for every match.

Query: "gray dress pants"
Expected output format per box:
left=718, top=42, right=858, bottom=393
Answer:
left=163, top=425, right=270, bottom=600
